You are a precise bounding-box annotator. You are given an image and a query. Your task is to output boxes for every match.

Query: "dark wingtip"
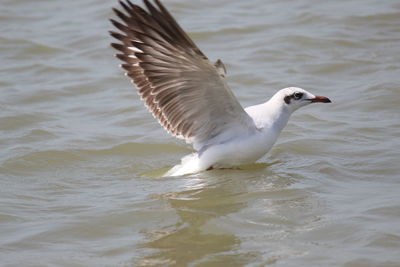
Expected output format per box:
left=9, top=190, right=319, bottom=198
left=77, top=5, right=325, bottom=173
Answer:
left=111, top=7, right=120, bottom=16
left=109, top=31, right=124, bottom=40
left=110, top=42, right=124, bottom=51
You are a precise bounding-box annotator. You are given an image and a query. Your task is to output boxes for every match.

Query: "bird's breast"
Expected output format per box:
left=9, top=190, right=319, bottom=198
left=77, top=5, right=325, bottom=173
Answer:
left=198, top=129, right=280, bottom=169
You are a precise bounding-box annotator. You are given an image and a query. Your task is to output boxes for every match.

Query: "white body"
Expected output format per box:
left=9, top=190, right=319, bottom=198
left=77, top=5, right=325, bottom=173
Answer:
left=164, top=88, right=299, bottom=177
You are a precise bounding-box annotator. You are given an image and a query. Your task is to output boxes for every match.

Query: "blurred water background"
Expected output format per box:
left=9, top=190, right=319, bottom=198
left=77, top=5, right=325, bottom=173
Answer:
left=1, top=0, right=400, bottom=266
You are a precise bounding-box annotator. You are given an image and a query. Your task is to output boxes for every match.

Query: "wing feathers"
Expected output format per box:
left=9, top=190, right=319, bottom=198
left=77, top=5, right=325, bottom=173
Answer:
left=115, top=53, right=139, bottom=64
left=110, top=0, right=256, bottom=149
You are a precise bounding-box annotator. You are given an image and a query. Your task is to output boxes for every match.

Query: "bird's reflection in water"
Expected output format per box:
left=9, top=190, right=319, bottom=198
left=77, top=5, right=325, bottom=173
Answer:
left=135, top=162, right=301, bottom=266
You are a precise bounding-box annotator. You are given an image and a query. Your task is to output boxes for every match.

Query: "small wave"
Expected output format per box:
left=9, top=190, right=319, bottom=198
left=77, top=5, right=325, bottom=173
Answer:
left=347, top=12, right=400, bottom=24
left=78, top=142, right=192, bottom=157
left=0, top=37, right=67, bottom=55
left=0, top=113, right=54, bottom=132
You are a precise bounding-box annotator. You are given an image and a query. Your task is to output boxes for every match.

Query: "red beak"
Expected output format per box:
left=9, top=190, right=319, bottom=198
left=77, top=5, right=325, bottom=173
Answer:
left=310, top=95, right=331, bottom=103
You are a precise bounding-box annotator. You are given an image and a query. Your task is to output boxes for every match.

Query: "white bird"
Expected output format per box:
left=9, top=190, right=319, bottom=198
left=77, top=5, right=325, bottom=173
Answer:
left=110, top=0, right=331, bottom=176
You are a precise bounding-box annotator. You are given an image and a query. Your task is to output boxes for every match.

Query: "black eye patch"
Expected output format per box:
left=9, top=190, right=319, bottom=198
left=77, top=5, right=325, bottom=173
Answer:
left=284, top=92, right=304, bottom=104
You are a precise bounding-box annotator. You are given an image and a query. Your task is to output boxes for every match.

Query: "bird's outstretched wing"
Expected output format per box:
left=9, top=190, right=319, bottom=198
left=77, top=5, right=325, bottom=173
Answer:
left=110, top=0, right=257, bottom=150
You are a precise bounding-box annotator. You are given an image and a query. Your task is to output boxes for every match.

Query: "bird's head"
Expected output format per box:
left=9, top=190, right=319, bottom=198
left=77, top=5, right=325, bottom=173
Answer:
left=278, top=87, right=331, bottom=113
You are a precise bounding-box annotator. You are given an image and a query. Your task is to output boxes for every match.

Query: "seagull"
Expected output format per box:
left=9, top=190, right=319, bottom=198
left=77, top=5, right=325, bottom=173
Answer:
left=109, top=0, right=331, bottom=176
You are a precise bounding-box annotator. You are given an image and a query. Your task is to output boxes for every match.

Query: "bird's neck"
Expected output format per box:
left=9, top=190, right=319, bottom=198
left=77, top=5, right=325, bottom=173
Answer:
left=247, top=96, right=292, bottom=133
left=266, top=99, right=291, bottom=132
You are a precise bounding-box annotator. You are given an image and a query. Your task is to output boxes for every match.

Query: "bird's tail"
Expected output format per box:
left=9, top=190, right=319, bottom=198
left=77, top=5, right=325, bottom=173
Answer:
left=163, top=153, right=201, bottom=177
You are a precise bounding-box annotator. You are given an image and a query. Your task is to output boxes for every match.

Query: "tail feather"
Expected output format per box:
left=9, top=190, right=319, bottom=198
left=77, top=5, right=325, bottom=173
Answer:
left=163, top=153, right=201, bottom=177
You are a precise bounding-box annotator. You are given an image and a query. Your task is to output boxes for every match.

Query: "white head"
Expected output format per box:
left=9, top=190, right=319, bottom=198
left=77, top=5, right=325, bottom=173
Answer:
left=275, top=87, right=331, bottom=113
